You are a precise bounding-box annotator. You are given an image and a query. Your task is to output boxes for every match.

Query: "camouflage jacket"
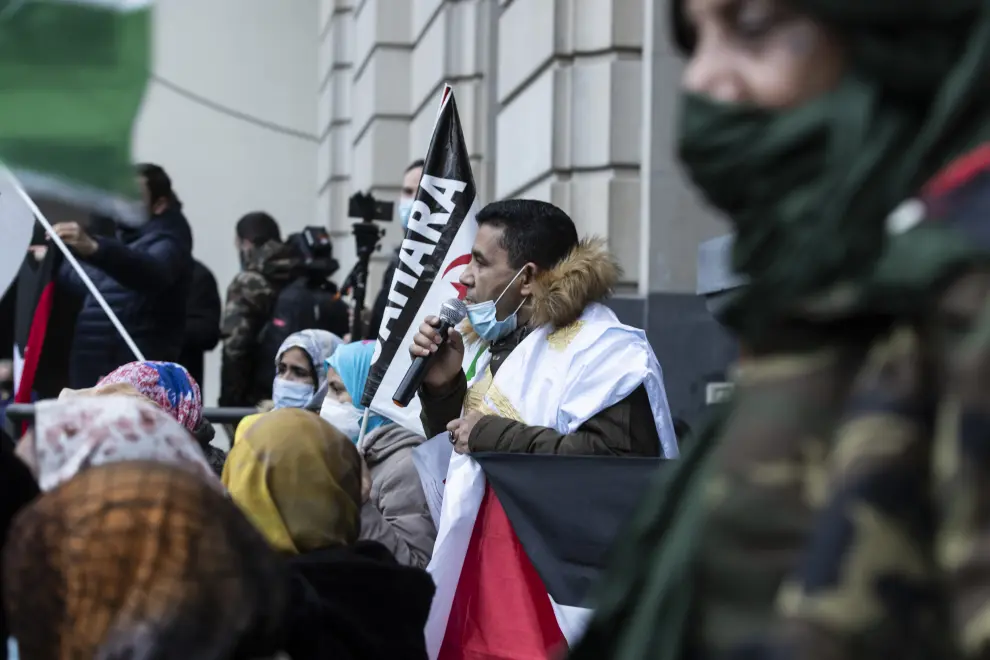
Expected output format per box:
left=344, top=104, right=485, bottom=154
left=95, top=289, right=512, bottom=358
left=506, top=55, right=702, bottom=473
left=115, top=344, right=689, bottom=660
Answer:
left=779, top=156, right=990, bottom=659
left=572, top=149, right=990, bottom=660
left=219, top=240, right=300, bottom=407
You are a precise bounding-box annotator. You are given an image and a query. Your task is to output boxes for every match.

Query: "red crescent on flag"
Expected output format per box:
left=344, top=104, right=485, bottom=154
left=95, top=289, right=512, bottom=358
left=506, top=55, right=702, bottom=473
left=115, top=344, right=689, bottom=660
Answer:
left=443, top=254, right=471, bottom=300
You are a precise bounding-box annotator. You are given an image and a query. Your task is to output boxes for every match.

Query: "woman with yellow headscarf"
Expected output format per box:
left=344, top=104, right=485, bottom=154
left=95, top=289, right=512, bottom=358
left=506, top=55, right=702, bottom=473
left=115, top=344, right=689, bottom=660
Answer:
left=222, top=408, right=434, bottom=659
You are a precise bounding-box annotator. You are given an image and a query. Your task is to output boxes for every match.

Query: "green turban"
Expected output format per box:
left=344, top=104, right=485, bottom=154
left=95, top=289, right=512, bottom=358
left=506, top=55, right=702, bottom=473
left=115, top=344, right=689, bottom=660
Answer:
left=672, top=0, right=990, bottom=339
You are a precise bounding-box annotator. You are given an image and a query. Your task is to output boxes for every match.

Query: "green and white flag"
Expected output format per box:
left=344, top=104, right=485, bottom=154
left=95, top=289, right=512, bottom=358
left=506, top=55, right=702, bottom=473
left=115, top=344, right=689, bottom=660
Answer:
left=0, top=0, right=152, bottom=223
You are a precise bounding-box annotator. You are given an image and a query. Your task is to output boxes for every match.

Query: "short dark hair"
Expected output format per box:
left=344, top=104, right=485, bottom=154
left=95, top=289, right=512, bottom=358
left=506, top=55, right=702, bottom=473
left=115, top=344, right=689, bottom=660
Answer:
left=406, top=159, right=424, bottom=173
left=236, top=212, right=281, bottom=245
left=475, top=199, right=579, bottom=270
left=136, top=163, right=177, bottom=205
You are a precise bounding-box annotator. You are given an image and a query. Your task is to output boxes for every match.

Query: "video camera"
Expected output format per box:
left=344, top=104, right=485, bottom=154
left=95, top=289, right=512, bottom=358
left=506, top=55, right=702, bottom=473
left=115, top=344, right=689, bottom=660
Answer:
left=348, top=191, right=394, bottom=224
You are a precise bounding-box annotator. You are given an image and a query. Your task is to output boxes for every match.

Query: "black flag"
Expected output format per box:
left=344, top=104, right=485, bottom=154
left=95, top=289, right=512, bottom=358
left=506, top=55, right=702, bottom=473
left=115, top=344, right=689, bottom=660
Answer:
left=361, top=85, right=480, bottom=434
left=13, top=227, right=77, bottom=403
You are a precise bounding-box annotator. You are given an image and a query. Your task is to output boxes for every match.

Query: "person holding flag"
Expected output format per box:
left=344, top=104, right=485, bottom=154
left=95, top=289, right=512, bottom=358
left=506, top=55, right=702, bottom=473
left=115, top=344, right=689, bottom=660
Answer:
left=53, top=164, right=193, bottom=389
left=409, top=198, right=678, bottom=659
left=411, top=198, right=678, bottom=458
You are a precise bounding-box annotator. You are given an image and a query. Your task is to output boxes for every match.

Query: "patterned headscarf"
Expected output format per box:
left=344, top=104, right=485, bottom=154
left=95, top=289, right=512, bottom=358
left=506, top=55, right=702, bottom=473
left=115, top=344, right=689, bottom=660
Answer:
left=2, top=462, right=288, bottom=659
left=222, top=408, right=362, bottom=554
left=274, top=330, right=343, bottom=410
left=28, top=396, right=217, bottom=492
left=97, top=361, right=203, bottom=432
left=326, top=340, right=391, bottom=434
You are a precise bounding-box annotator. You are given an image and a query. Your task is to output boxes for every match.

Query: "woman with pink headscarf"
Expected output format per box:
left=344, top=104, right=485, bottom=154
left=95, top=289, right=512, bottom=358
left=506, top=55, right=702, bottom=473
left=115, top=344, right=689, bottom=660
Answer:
left=16, top=395, right=218, bottom=493
left=94, top=361, right=226, bottom=475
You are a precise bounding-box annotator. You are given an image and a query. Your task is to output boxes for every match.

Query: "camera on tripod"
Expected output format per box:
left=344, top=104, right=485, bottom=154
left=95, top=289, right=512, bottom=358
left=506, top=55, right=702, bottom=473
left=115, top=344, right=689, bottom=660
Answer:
left=348, top=191, right=394, bottom=224
left=343, top=191, right=397, bottom=339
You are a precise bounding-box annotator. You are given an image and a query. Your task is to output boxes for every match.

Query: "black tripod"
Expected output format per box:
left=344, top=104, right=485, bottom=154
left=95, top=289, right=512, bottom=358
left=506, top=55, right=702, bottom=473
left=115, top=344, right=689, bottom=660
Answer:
left=341, top=191, right=394, bottom=339
left=342, top=221, right=385, bottom=339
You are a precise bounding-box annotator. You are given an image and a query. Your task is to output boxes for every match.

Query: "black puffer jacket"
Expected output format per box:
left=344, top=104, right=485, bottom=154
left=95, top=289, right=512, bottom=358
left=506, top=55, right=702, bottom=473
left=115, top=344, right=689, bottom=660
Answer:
left=62, top=207, right=193, bottom=388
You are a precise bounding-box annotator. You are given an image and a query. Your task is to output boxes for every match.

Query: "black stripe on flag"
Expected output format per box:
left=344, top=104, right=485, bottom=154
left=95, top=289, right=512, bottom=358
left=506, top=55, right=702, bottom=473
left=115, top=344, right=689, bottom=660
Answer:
left=361, top=90, right=477, bottom=407
left=474, top=453, right=670, bottom=608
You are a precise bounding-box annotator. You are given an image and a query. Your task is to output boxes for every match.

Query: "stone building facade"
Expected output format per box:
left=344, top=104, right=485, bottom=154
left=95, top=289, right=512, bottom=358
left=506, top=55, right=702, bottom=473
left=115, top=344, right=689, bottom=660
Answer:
left=317, top=0, right=735, bottom=421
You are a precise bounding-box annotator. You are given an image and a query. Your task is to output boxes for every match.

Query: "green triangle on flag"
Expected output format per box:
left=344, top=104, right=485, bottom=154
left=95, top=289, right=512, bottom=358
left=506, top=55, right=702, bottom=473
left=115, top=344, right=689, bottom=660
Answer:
left=0, top=0, right=152, bottom=223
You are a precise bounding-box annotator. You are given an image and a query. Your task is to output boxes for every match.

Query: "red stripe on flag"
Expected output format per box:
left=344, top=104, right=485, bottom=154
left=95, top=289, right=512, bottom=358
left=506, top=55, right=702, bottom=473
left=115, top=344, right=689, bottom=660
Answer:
left=439, top=483, right=566, bottom=660
left=923, top=143, right=990, bottom=199
left=14, top=281, right=55, bottom=420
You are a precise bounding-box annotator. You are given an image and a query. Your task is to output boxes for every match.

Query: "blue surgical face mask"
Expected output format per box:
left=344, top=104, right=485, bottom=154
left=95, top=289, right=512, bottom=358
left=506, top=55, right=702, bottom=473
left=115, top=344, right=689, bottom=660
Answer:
left=398, top=197, right=414, bottom=229
left=272, top=378, right=315, bottom=410
left=466, top=267, right=528, bottom=342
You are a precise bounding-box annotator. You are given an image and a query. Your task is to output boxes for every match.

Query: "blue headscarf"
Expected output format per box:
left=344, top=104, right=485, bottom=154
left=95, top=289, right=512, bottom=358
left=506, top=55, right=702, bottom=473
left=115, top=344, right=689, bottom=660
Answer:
left=326, top=340, right=391, bottom=434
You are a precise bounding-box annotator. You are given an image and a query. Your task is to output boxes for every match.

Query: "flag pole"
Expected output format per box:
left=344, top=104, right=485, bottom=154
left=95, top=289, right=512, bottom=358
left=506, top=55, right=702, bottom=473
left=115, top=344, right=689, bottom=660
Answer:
left=357, top=407, right=371, bottom=446
left=4, top=171, right=146, bottom=362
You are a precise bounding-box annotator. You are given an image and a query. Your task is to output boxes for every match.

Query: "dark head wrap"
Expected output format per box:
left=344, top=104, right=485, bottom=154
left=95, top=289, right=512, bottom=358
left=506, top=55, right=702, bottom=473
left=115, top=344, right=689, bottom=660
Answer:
left=675, top=0, right=990, bottom=338
left=2, top=461, right=287, bottom=659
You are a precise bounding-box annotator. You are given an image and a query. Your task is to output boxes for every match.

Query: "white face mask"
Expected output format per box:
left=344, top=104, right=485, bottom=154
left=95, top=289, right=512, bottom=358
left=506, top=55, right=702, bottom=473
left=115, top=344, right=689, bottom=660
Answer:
left=319, top=398, right=364, bottom=442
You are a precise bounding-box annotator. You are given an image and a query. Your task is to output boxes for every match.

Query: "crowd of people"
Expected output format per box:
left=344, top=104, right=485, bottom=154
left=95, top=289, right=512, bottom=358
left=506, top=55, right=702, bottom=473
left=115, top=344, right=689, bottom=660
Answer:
left=0, top=148, right=679, bottom=657
left=7, top=0, right=987, bottom=656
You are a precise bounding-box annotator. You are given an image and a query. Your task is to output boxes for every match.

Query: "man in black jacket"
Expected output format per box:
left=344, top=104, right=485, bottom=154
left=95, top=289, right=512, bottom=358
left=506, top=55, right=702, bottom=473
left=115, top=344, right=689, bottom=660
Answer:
left=180, top=259, right=221, bottom=388
left=54, top=163, right=193, bottom=388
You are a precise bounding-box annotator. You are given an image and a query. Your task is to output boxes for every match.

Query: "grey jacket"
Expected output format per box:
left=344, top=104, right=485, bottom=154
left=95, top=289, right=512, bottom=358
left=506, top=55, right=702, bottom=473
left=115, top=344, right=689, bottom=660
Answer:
left=358, top=423, right=436, bottom=569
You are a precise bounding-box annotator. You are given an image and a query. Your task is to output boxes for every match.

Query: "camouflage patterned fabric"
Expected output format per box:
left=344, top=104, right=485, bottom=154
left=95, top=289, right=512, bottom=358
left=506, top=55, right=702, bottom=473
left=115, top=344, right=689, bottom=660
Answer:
left=574, top=169, right=990, bottom=660
left=219, top=239, right=300, bottom=407
left=779, top=266, right=990, bottom=660
left=570, top=0, right=990, bottom=656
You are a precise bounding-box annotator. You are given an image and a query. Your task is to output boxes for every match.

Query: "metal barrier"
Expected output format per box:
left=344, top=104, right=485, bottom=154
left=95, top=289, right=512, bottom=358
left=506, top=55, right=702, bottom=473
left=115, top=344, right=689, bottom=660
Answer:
left=3, top=403, right=258, bottom=425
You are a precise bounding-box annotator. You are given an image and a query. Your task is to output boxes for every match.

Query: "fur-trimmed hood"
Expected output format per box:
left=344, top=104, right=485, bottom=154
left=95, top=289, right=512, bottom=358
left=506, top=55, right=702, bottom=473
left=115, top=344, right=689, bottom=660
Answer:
left=461, top=237, right=619, bottom=342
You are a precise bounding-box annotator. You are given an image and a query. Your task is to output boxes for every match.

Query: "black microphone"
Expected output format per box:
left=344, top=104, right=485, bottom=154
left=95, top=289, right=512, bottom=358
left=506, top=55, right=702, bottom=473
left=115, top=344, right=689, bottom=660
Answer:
left=393, top=298, right=468, bottom=408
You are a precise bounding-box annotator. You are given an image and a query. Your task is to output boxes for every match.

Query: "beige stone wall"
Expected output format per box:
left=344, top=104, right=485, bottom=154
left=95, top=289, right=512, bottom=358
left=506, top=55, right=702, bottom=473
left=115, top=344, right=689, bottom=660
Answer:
left=317, top=0, right=724, bottom=296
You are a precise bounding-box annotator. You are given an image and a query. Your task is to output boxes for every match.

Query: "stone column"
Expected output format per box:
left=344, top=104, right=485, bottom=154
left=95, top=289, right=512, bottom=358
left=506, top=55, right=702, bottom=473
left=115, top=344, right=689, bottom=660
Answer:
left=318, top=0, right=494, bottom=285
left=494, top=0, right=645, bottom=294
left=633, top=0, right=736, bottom=423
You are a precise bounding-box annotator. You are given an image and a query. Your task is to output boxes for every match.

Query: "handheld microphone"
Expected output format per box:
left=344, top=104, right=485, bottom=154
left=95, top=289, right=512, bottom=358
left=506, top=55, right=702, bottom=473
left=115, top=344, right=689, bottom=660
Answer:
left=393, top=298, right=468, bottom=407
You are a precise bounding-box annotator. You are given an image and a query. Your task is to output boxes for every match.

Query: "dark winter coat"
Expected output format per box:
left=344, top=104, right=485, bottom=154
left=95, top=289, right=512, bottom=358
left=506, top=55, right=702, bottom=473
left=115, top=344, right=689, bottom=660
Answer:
left=62, top=206, right=193, bottom=388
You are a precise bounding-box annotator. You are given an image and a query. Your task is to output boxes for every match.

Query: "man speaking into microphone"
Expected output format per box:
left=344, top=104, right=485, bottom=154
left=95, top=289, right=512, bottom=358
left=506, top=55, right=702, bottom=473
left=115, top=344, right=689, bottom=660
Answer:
left=409, top=199, right=678, bottom=459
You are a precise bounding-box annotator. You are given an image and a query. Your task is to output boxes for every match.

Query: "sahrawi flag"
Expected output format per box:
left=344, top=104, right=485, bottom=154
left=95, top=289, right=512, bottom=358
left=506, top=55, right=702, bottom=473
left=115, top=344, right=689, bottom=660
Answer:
left=12, top=224, right=61, bottom=406
left=427, top=450, right=667, bottom=659
left=362, top=85, right=479, bottom=434
left=0, top=0, right=152, bottom=222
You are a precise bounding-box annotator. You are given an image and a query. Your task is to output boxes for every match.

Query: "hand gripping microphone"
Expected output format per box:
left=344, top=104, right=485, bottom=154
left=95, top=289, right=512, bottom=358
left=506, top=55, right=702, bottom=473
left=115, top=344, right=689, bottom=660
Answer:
left=393, top=298, right=468, bottom=408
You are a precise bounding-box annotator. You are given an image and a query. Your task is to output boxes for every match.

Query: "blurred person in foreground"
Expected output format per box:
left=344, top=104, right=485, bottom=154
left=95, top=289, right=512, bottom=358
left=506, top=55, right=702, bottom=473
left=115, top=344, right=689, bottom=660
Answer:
left=220, top=211, right=301, bottom=407
left=570, top=1, right=990, bottom=659
left=15, top=395, right=217, bottom=492
left=367, top=159, right=424, bottom=339
left=223, top=408, right=435, bottom=659
left=233, top=329, right=343, bottom=444
left=410, top=199, right=678, bottom=458
left=2, top=462, right=286, bottom=659
left=54, top=164, right=193, bottom=389
left=320, top=340, right=436, bottom=568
